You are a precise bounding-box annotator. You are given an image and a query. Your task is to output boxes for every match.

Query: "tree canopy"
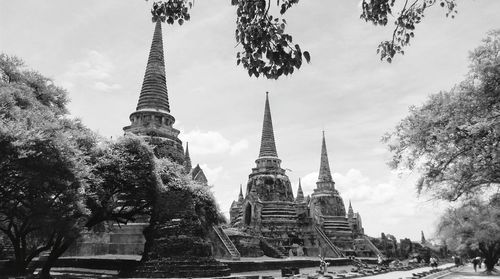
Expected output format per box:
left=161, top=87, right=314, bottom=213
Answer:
left=384, top=30, right=500, bottom=202
left=438, top=197, right=500, bottom=273
left=149, top=0, right=459, bottom=79
left=0, top=53, right=95, bottom=275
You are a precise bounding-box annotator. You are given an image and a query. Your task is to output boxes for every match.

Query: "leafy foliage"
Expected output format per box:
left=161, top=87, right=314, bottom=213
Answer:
left=152, top=0, right=309, bottom=79
left=232, top=0, right=310, bottom=79
left=0, top=54, right=93, bottom=275
left=149, top=0, right=193, bottom=25
left=438, top=197, right=500, bottom=272
left=145, top=0, right=462, bottom=78
left=384, top=30, right=500, bottom=201
left=85, top=136, right=160, bottom=228
left=361, top=0, right=458, bottom=63
left=230, top=0, right=457, bottom=76
left=156, top=159, right=224, bottom=233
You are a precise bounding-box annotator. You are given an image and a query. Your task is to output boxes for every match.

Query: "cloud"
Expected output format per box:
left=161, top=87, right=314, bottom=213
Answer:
left=94, top=81, right=121, bottom=92
left=229, top=139, right=249, bottom=155
left=180, top=129, right=248, bottom=156
left=199, top=164, right=224, bottom=184
left=68, top=50, right=113, bottom=80
left=300, top=171, right=319, bottom=195
left=334, top=169, right=397, bottom=204
left=372, top=146, right=389, bottom=155
left=59, top=50, right=120, bottom=92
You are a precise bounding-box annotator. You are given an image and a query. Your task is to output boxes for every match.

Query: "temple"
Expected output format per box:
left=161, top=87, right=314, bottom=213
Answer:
left=119, top=17, right=228, bottom=278
left=226, top=94, right=377, bottom=258
left=66, top=16, right=216, bottom=264
left=66, top=14, right=377, bottom=268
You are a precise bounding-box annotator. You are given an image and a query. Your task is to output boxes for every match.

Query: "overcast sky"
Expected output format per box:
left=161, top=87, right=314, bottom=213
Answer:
left=2, top=0, right=499, bottom=241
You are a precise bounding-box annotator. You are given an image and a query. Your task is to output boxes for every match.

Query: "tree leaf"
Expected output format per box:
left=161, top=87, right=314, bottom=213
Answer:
left=303, top=51, right=311, bottom=63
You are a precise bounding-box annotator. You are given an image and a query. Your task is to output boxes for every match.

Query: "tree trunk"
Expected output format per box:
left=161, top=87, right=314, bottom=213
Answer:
left=39, top=253, right=56, bottom=279
left=483, top=255, right=499, bottom=273
left=13, top=257, right=27, bottom=276
left=39, top=237, right=76, bottom=279
left=481, top=246, right=499, bottom=274
left=484, top=257, right=494, bottom=273
left=11, top=236, right=28, bottom=275
left=141, top=217, right=156, bottom=262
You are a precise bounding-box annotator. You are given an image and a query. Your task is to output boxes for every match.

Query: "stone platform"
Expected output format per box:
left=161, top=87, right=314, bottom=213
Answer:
left=46, top=255, right=376, bottom=275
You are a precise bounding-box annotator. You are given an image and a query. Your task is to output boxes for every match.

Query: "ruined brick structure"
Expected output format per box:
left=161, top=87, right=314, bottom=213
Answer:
left=66, top=19, right=215, bottom=269
left=121, top=19, right=228, bottom=278
left=228, top=94, right=375, bottom=258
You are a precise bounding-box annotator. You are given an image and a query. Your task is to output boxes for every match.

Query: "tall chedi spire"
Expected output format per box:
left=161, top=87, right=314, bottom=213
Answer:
left=254, top=92, right=282, bottom=170
left=310, top=131, right=347, bottom=217
left=316, top=131, right=335, bottom=191
left=123, top=18, right=184, bottom=163
left=137, top=20, right=170, bottom=112
left=247, top=92, right=293, bottom=202
left=259, top=92, right=278, bottom=158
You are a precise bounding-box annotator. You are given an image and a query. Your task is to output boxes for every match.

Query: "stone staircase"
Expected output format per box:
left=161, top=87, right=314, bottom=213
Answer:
left=321, top=216, right=352, bottom=233
left=260, top=202, right=297, bottom=223
left=360, top=235, right=384, bottom=258
left=314, top=225, right=345, bottom=258
left=213, top=226, right=240, bottom=260
left=260, top=237, right=287, bottom=258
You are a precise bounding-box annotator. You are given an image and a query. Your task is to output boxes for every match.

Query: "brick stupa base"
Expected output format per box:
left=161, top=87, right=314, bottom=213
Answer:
left=125, top=189, right=230, bottom=278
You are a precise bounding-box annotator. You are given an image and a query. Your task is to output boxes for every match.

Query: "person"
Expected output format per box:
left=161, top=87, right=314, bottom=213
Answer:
left=377, top=254, right=383, bottom=265
left=430, top=257, right=438, bottom=270
left=476, top=257, right=482, bottom=269
left=318, top=255, right=329, bottom=274
left=454, top=255, right=461, bottom=267
left=472, top=257, right=479, bottom=272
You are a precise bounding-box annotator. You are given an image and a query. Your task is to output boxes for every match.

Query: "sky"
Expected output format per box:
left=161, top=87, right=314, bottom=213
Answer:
left=1, top=0, right=499, bottom=242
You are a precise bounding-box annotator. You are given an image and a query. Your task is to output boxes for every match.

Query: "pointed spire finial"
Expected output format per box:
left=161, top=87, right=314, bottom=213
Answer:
left=183, top=142, right=192, bottom=173
left=318, top=131, right=333, bottom=183
left=238, top=184, right=244, bottom=202
left=258, top=92, right=278, bottom=158
left=347, top=199, right=354, bottom=218
left=296, top=178, right=304, bottom=202
left=136, top=20, right=170, bottom=112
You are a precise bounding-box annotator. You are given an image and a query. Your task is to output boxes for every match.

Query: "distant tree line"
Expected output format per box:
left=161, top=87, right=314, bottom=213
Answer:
left=369, top=232, right=447, bottom=262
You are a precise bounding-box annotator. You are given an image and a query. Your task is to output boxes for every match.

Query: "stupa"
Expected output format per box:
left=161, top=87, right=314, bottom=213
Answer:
left=227, top=93, right=377, bottom=258
left=123, top=16, right=228, bottom=278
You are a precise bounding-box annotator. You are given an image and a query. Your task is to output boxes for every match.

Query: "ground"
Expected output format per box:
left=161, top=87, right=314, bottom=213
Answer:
left=439, top=264, right=500, bottom=279
left=230, top=261, right=457, bottom=279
